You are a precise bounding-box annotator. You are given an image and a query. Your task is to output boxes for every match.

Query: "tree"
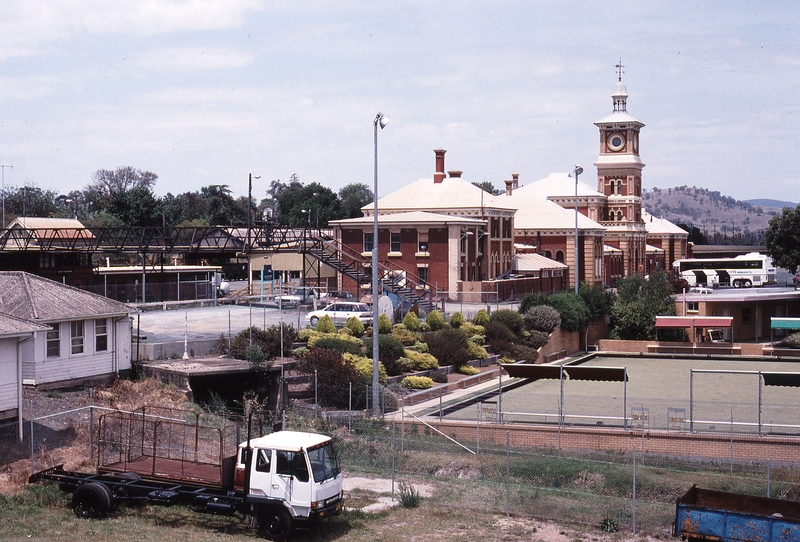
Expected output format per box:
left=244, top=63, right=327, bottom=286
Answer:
left=610, top=270, right=679, bottom=340
left=3, top=185, right=60, bottom=221
left=86, top=167, right=158, bottom=212
left=677, top=224, right=707, bottom=245
left=274, top=181, right=342, bottom=227
left=201, top=185, right=247, bottom=226
left=339, top=183, right=373, bottom=218
left=766, top=206, right=800, bottom=273
left=105, top=186, right=162, bottom=227
left=472, top=181, right=501, bottom=196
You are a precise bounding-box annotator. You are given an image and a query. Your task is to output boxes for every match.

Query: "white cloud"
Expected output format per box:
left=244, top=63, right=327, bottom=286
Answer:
left=133, top=47, right=254, bottom=71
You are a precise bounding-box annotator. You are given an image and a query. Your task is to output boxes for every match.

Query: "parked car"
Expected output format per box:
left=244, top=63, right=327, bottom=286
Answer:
left=276, top=286, right=321, bottom=307
left=321, top=290, right=355, bottom=302
left=689, top=286, right=713, bottom=294
left=307, top=301, right=373, bottom=327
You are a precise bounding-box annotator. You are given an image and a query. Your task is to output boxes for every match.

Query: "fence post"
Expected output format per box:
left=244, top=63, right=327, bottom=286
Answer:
left=506, top=430, right=511, bottom=517
left=30, top=399, right=34, bottom=474
left=391, top=420, right=396, bottom=501
left=401, top=397, right=405, bottom=453
left=767, top=459, right=771, bottom=497
left=89, top=388, right=94, bottom=461
left=632, top=445, right=637, bottom=534
left=476, top=402, right=480, bottom=455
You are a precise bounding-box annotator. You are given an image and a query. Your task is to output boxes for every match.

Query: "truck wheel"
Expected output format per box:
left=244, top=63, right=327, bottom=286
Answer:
left=733, top=279, right=741, bottom=288
left=72, top=482, right=113, bottom=519
left=309, top=316, right=319, bottom=326
left=258, top=507, right=292, bottom=541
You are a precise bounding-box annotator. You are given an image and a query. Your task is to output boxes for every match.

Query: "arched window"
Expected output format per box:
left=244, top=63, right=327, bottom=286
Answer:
left=555, top=250, right=564, bottom=263
left=545, top=250, right=552, bottom=258
left=617, top=180, right=622, bottom=194
left=609, top=181, right=614, bottom=195
left=617, top=211, right=623, bottom=221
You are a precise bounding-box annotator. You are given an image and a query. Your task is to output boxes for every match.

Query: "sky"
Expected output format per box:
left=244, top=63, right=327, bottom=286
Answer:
left=1, top=1, right=799, bottom=204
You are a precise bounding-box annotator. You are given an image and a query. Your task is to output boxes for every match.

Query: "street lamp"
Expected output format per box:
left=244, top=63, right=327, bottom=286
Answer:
left=372, top=111, right=388, bottom=417
left=572, top=165, right=583, bottom=294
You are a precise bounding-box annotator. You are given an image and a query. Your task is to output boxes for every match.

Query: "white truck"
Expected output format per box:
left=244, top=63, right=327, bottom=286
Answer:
left=29, top=409, right=344, bottom=541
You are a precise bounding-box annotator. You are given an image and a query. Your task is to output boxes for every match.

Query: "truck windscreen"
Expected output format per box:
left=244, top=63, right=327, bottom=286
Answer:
left=308, top=442, right=341, bottom=483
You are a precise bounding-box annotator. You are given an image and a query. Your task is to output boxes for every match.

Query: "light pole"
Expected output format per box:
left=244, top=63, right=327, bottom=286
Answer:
left=1, top=164, right=13, bottom=228
left=573, top=165, right=583, bottom=294
left=372, top=112, right=388, bottom=417
left=247, top=173, right=261, bottom=252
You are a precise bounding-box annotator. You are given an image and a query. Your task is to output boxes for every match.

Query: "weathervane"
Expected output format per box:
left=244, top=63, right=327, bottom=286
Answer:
left=616, top=58, right=625, bottom=81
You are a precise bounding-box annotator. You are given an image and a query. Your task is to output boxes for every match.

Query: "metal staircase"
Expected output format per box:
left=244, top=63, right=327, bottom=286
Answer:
left=304, top=233, right=437, bottom=313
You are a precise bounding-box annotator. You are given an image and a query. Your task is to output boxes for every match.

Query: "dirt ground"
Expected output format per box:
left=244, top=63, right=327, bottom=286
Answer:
left=1, top=380, right=666, bottom=541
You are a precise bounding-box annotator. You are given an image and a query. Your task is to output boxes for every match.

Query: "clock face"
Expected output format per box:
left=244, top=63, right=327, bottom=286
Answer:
left=607, top=133, right=625, bottom=152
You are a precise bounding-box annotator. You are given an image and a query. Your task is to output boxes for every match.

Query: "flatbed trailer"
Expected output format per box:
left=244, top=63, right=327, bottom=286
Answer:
left=674, top=485, right=800, bottom=541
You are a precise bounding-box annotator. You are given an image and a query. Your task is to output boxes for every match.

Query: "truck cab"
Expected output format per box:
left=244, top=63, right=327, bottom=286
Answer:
left=235, top=431, right=344, bottom=537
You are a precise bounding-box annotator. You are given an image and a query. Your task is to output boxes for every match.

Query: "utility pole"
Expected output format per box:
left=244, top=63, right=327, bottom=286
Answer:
left=1, top=164, right=13, bottom=228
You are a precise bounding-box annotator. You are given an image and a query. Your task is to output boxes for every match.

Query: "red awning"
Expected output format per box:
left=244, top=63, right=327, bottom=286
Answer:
left=655, top=316, right=732, bottom=328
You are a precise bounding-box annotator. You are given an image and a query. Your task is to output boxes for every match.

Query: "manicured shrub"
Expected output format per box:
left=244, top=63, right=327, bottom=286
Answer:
left=524, top=305, right=561, bottom=333
left=297, top=328, right=314, bottom=342
left=519, top=293, right=547, bottom=314
left=261, top=323, right=297, bottom=357
left=466, top=341, right=488, bottom=360
left=315, top=314, right=336, bottom=334
left=418, top=321, right=431, bottom=332
left=402, top=311, right=420, bottom=331
left=409, top=341, right=428, bottom=353
left=392, top=325, right=420, bottom=346
left=468, top=334, right=485, bottom=346
left=449, top=312, right=465, bottom=329
left=400, top=376, right=435, bottom=390
left=426, top=310, right=445, bottom=331
left=513, top=344, right=539, bottom=363
left=457, top=364, right=480, bottom=376
left=460, top=322, right=485, bottom=338
left=526, top=330, right=550, bottom=350
left=546, top=292, right=590, bottom=332
left=296, top=347, right=358, bottom=408
left=230, top=326, right=284, bottom=361
left=345, top=316, right=365, bottom=338
left=473, top=309, right=490, bottom=326
left=345, top=353, right=387, bottom=385
left=365, top=334, right=407, bottom=376
left=401, top=349, right=439, bottom=371
left=429, top=370, right=448, bottom=383
left=489, top=309, right=525, bottom=336
left=309, top=335, right=364, bottom=356
left=378, top=313, right=393, bottom=334
left=424, top=328, right=471, bottom=367
left=484, top=321, right=516, bottom=358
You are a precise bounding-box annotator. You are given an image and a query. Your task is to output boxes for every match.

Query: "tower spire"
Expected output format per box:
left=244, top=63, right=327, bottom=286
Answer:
left=615, top=58, right=625, bottom=81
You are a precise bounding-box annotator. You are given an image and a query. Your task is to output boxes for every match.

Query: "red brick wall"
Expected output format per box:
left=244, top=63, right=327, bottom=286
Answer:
left=400, top=420, right=800, bottom=463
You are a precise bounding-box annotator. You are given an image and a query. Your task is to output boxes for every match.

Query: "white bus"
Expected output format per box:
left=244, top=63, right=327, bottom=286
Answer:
left=672, top=252, right=776, bottom=288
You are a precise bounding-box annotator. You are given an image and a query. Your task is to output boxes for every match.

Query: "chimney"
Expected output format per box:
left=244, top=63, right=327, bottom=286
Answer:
left=511, top=173, right=519, bottom=190
left=434, top=149, right=446, bottom=183
left=448, top=170, right=462, bottom=178
left=504, top=179, right=513, bottom=196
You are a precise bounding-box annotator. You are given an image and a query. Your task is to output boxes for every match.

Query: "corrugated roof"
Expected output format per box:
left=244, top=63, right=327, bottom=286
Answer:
left=642, top=210, right=689, bottom=235
left=0, top=312, right=49, bottom=336
left=331, top=211, right=485, bottom=227
left=363, top=177, right=516, bottom=213
left=514, top=253, right=568, bottom=271
left=0, top=271, right=132, bottom=322
left=7, top=217, right=95, bottom=240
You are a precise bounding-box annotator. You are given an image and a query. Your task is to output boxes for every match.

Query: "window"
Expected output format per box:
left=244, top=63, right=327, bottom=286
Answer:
left=276, top=450, right=309, bottom=483
left=609, top=181, right=615, bottom=194
left=47, top=326, right=60, bottom=358
left=96, top=319, right=108, bottom=352
left=256, top=449, right=272, bottom=473
left=417, top=266, right=428, bottom=283
left=491, top=218, right=499, bottom=238
left=742, top=308, right=751, bottom=323
left=71, top=321, right=84, bottom=354
left=687, top=302, right=699, bottom=312
left=617, top=180, right=622, bottom=194
left=502, top=218, right=511, bottom=238
left=363, top=232, right=373, bottom=253
left=390, top=232, right=401, bottom=252
left=417, top=232, right=428, bottom=253
left=555, top=250, right=564, bottom=263
left=617, top=211, right=622, bottom=221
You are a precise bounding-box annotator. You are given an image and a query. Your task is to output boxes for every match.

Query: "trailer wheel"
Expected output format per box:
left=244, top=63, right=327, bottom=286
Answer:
left=72, top=482, right=113, bottom=519
left=258, top=507, right=292, bottom=541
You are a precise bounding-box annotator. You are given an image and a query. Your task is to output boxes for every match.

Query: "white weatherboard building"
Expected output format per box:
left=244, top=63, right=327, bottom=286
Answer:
left=0, top=272, right=133, bottom=404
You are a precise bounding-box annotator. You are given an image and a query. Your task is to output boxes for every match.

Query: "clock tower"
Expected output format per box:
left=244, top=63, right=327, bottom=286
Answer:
left=594, top=63, right=647, bottom=279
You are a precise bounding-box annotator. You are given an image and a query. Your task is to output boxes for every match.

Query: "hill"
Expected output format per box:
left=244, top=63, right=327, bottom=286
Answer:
left=642, top=186, right=785, bottom=244
left=745, top=198, right=797, bottom=209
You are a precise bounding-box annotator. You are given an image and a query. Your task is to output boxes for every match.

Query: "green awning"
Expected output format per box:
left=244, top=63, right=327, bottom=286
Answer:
left=762, top=372, right=800, bottom=387
left=770, top=318, right=800, bottom=330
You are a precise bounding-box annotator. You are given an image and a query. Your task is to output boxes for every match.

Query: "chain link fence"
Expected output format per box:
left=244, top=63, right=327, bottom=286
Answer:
left=286, top=412, right=800, bottom=535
